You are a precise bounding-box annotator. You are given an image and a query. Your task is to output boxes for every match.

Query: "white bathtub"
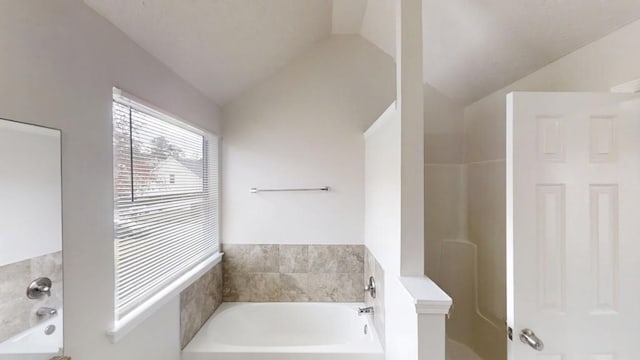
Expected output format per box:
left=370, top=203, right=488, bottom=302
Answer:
left=183, top=303, right=384, bottom=360
left=0, top=310, right=62, bottom=360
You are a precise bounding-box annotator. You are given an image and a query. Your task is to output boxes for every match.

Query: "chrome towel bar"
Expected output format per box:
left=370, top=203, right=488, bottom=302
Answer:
left=250, top=186, right=330, bottom=193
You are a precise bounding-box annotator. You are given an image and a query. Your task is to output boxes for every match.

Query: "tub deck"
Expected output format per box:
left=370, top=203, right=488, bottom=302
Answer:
left=0, top=310, right=62, bottom=360
left=183, top=302, right=384, bottom=360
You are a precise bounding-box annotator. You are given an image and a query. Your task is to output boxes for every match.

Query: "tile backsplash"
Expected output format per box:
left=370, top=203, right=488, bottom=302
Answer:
left=223, top=244, right=364, bottom=303
left=0, top=251, right=63, bottom=342
left=179, top=261, right=223, bottom=349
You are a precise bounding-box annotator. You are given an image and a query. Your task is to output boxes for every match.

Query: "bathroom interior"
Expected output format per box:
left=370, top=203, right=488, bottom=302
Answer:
left=1, top=1, right=640, bottom=360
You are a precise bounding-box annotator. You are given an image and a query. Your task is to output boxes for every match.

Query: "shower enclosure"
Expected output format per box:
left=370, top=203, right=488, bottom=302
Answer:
left=426, top=91, right=640, bottom=360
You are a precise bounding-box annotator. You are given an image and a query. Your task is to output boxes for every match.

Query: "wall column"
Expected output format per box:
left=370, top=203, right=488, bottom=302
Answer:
left=396, top=0, right=425, bottom=276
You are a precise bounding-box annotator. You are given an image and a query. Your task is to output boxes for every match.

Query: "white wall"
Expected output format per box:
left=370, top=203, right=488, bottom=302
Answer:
left=364, top=104, right=401, bottom=274
left=463, top=17, right=640, bottom=360
left=366, top=102, right=451, bottom=360
left=0, top=1, right=220, bottom=359
left=364, top=105, right=419, bottom=360
left=423, top=83, right=466, bottom=279
left=384, top=275, right=419, bottom=360
left=466, top=18, right=640, bottom=164
left=424, top=83, right=465, bottom=165
left=0, top=121, right=61, bottom=266
left=422, top=82, right=474, bottom=350
left=222, top=35, right=395, bottom=245
left=396, top=0, right=425, bottom=277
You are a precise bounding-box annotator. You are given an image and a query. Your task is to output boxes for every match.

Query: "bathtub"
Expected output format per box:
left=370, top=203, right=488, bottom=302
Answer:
left=183, top=303, right=384, bottom=360
left=0, top=310, right=62, bottom=360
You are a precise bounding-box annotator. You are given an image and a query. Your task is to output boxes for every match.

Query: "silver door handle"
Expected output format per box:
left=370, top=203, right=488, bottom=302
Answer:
left=519, top=329, right=544, bottom=351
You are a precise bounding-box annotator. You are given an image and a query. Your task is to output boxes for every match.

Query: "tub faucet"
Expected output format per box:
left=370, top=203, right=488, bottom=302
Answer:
left=36, top=307, right=58, bottom=318
left=27, top=277, right=52, bottom=299
left=358, top=306, right=374, bottom=316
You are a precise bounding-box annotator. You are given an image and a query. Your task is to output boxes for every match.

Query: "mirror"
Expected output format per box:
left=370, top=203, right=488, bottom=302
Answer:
left=0, top=118, right=62, bottom=358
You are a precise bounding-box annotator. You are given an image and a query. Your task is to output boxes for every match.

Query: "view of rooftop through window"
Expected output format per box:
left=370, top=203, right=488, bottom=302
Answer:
left=113, top=101, right=205, bottom=200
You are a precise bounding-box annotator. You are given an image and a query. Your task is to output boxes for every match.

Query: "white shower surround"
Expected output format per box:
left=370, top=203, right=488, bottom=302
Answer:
left=182, top=302, right=384, bottom=360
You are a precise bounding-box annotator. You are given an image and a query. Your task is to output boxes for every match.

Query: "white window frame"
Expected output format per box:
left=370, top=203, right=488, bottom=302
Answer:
left=107, top=88, right=222, bottom=342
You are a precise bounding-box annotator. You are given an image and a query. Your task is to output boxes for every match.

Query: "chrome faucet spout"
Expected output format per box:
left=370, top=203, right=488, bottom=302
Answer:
left=36, top=307, right=58, bottom=318
left=358, top=306, right=374, bottom=316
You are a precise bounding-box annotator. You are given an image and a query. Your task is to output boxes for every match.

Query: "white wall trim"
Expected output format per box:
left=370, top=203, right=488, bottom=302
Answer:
left=400, top=276, right=452, bottom=315
left=106, top=252, right=223, bottom=343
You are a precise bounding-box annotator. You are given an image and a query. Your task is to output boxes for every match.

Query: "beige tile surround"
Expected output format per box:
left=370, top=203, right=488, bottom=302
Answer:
left=180, top=244, right=367, bottom=348
left=222, top=244, right=364, bottom=303
left=179, top=262, right=223, bottom=348
left=0, top=251, right=63, bottom=342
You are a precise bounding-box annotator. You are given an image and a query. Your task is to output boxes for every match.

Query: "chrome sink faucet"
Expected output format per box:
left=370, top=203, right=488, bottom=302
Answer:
left=358, top=306, right=374, bottom=316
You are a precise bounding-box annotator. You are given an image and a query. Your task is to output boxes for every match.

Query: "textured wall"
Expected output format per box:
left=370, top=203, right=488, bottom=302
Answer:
left=0, top=251, right=62, bottom=342
left=222, top=244, right=364, bottom=302
left=179, top=262, right=223, bottom=349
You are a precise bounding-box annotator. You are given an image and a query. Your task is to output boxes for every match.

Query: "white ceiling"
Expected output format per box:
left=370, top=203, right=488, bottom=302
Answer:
left=84, top=0, right=332, bottom=105
left=421, top=0, right=640, bottom=104
left=85, top=0, right=640, bottom=106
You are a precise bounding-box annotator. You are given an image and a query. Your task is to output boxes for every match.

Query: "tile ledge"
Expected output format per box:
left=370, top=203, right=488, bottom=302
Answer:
left=400, top=276, right=452, bottom=315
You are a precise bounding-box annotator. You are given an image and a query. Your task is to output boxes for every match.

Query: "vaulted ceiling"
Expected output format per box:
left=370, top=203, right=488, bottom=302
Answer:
left=421, top=0, right=640, bottom=104
left=84, top=0, right=640, bottom=106
left=84, top=0, right=332, bottom=105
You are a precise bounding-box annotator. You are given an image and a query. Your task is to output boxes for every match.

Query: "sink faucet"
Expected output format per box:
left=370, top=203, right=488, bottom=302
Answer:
left=358, top=306, right=374, bottom=316
left=36, top=307, right=58, bottom=318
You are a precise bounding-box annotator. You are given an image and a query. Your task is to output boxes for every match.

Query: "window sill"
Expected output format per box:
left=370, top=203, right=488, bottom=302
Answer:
left=106, top=252, right=223, bottom=343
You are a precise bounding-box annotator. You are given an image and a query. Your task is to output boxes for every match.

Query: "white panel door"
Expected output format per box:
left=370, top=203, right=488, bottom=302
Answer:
left=507, top=92, right=640, bottom=360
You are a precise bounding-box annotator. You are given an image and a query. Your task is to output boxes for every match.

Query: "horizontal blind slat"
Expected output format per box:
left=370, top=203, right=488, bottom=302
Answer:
left=116, top=250, right=211, bottom=313
left=116, top=242, right=212, bottom=298
left=112, top=97, right=218, bottom=319
left=116, top=227, right=213, bottom=269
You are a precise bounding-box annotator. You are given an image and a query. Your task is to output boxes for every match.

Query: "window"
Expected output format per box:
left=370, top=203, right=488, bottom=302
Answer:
left=112, top=90, right=219, bottom=320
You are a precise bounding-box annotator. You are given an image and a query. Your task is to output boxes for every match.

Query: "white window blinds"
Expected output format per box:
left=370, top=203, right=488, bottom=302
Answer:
left=112, top=92, right=219, bottom=319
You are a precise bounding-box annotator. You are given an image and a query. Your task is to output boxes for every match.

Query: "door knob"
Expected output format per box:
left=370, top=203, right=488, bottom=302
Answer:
left=519, top=329, right=544, bottom=351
